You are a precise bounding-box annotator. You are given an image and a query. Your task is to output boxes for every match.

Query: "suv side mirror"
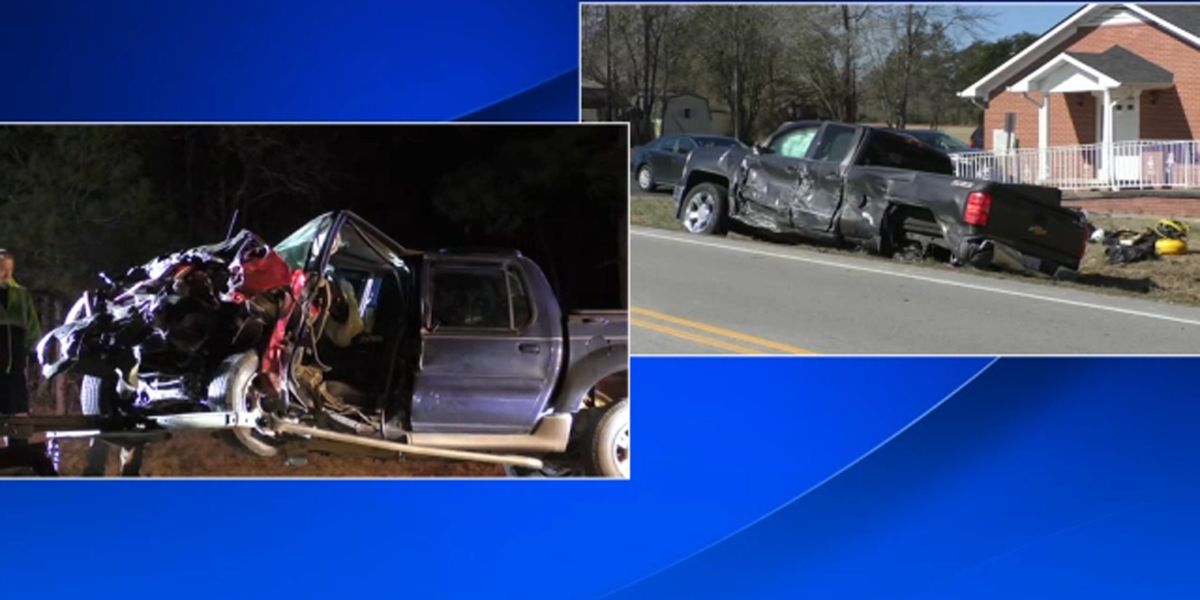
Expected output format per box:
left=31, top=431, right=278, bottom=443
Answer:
left=753, top=144, right=770, bottom=155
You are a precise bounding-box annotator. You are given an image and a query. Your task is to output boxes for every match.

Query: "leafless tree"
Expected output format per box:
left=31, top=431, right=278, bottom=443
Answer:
left=581, top=6, right=684, bottom=143
left=692, top=6, right=781, bottom=143
left=869, top=4, right=992, bottom=128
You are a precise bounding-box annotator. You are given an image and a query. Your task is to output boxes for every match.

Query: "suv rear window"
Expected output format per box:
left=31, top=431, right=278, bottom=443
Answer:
left=697, top=138, right=739, bottom=148
left=431, top=265, right=532, bottom=331
left=432, top=268, right=511, bottom=329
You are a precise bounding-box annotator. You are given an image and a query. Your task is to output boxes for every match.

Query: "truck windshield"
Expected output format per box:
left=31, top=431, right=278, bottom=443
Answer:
left=275, top=213, right=334, bottom=270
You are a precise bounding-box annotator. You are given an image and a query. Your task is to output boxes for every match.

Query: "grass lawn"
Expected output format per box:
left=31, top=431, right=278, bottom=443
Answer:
left=632, top=194, right=1200, bottom=307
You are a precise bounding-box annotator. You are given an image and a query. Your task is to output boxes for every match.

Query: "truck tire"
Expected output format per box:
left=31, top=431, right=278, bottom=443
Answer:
left=209, top=351, right=279, bottom=457
left=636, top=164, right=657, bottom=192
left=680, top=182, right=728, bottom=236
left=582, top=399, right=630, bottom=478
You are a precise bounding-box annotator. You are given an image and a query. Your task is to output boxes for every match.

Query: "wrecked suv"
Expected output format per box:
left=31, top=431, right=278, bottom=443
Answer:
left=36, top=211, right=629, bottom=477
left=674, top=121, right=1089, bottom=277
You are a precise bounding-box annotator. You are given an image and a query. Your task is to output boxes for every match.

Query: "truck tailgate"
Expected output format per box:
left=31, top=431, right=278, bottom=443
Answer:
left=984, top=182, right=1085, bottom=264
left=1000, top=182, right=1062, bottom=207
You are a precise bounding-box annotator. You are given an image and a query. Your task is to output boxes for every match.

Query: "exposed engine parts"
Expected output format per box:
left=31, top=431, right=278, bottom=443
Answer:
left=37, top=230, right=293, bottom=412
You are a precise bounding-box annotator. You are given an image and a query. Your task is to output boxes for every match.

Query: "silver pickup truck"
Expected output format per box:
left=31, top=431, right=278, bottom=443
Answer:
left=675, top=121, right=1090, bottom=278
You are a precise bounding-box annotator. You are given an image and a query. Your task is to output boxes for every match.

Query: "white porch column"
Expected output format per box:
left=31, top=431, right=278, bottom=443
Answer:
left=1038, top=94, right=1049, bottom=182
left=1102, top=88, right=1115, bottom=189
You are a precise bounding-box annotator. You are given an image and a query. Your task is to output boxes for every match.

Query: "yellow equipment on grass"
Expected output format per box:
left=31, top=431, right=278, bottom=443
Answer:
left=1155, top=219, right=1189, bottom=240
left=1155, top=237, right=1189, bottom=256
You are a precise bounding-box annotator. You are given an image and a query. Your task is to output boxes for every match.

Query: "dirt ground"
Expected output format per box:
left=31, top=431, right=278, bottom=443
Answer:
left=46, top=432, right=503, bottom=478
left=1079, top=214, right=1200, bottom=306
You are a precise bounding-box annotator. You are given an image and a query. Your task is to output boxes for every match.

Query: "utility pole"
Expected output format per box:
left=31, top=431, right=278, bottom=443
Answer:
left=604, top=6, right=613, bottom=121
left=733, top=9, right=742, bottom=142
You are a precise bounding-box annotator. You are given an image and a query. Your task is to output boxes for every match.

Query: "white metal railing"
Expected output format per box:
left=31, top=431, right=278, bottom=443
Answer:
left=951, top=140, right=1200, bottom=190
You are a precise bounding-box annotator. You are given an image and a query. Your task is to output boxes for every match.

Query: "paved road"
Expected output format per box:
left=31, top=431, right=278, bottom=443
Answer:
left=631, top=227, right=1200, bottom=354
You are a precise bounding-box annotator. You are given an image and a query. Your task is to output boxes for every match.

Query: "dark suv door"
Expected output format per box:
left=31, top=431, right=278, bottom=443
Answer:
left=662, top=136, right=696, bottom=184
left=411, top=257, right=563, bottom=434
left=646, top=135, right=678, bottom=184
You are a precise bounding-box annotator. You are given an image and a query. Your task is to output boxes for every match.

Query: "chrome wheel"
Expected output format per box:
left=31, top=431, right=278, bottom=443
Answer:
left=683, top=191, right=715, bottom=233
left=637, top=166, right=653, bottom=191
left=612, top=423, right=630, bottom=478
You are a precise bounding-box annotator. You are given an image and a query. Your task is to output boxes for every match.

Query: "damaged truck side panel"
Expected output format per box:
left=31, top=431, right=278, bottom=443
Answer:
left=675, top=121, right=1089, bottom=277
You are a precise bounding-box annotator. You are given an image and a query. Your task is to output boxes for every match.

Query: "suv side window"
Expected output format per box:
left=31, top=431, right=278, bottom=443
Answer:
left=431, top=267, right=511, bottom=330
left=430, top=265, right=533, bottom=331
left=770, top=126, right=819, bottom=159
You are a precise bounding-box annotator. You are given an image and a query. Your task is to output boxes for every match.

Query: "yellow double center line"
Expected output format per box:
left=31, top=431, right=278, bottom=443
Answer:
left=631, top=306, right=816, bottom=355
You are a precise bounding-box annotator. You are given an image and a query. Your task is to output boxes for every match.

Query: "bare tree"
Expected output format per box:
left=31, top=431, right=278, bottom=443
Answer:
left=692, top=6, right=781, bottom=143
left=581, top=6, right=683, bottom=143
left=768, top=5, right=874, bottom=123
left=869, top=4, right=991, bottom=128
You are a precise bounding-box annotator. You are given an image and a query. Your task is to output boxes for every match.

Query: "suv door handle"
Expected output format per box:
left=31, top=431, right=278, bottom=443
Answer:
left=518, top=343, right=541, bottom=355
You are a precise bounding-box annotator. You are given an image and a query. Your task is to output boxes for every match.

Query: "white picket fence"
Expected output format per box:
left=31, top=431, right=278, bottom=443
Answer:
left=951, top=140, right=1200, bottom=190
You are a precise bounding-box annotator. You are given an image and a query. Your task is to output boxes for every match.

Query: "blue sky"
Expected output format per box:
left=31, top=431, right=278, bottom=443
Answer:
left=976, top=3, right=1083, bottom=41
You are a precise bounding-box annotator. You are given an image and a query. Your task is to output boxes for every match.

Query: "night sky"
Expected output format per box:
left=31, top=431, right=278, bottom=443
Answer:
left=2, top=124, right=628, bottom=309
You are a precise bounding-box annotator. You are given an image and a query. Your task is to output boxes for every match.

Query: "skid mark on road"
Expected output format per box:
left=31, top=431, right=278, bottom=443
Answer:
left=632, top=307, right=816, bottom=355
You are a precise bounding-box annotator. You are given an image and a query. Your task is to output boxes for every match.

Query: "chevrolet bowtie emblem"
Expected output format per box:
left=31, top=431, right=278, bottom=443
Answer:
left=1029, top=225, right=1048, bottom=236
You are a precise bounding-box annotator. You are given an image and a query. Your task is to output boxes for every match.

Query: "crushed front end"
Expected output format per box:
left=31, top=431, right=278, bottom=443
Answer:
left=37, top=230, right=295, bottom=414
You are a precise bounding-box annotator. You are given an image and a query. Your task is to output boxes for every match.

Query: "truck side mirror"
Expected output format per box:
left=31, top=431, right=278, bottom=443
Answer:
left=753, top=144, right=770, bottom=155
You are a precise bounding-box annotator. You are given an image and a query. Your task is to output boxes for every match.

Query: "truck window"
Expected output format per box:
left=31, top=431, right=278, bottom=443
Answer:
left=675, top=137, right=697, bottom=154
left=431, top=268, right=512, bottom=330
left=858, top=130, right=954, bottom=175
left=811, top=125, right=857, bottom=164
left=697, top=137, right=739, bottom=148
left=770, top=126, right=819, bottom=158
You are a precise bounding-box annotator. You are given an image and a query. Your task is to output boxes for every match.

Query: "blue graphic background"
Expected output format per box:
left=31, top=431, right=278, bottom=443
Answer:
left=0, top=0, right=580, bottom=121
left=2, top=2, right=1199, bottom=598
left=7, top=358, right=1200, bottom=598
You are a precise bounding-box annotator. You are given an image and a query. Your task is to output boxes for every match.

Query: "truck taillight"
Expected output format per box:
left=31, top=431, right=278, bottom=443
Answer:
left=964, top=191, right=991, bottom=227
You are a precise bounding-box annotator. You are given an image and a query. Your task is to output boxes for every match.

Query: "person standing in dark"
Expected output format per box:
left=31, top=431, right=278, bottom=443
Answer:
left=0, top=249, right=56, bottom=475
left=0, top=250, right=41, bottom=419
